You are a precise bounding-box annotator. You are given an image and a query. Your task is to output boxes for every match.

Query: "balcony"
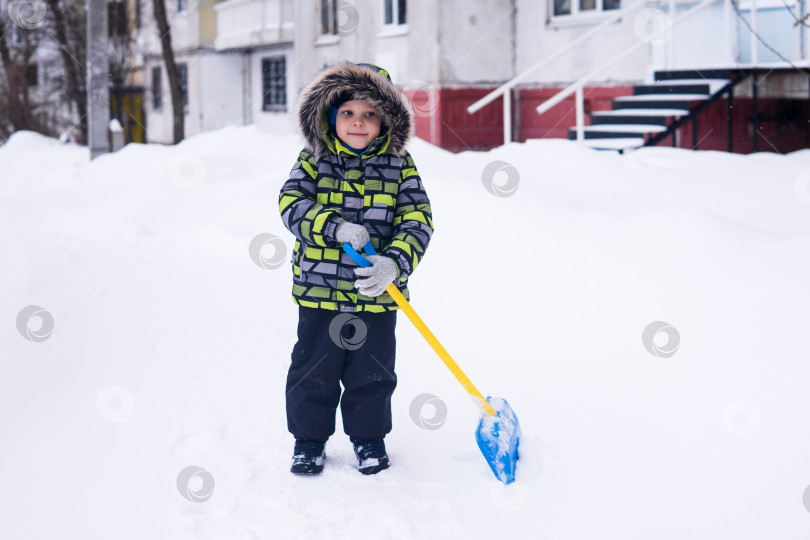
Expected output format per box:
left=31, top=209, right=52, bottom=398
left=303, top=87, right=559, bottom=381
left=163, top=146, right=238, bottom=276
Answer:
left=214, top=0, right=294, bottom=50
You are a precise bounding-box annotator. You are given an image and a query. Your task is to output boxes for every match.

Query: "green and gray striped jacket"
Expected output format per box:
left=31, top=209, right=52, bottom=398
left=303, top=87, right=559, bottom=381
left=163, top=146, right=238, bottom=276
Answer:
left=278, top=62, right=433, bottom=312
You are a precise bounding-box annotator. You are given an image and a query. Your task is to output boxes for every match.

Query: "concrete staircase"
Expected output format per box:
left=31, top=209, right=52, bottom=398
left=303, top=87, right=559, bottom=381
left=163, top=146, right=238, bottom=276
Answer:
left=567, top=70, right=737, bottom=153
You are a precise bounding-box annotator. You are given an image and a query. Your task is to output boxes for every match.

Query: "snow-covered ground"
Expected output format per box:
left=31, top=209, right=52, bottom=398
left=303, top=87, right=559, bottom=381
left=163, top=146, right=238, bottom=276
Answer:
left=2, top=125, right=809, bottom=539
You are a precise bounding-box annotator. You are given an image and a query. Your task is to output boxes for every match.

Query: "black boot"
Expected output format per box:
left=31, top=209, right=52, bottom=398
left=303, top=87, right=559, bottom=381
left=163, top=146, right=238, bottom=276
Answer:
left=290, top=439, right=326, bottom=475
left=352, top=439, right=389, bottom=475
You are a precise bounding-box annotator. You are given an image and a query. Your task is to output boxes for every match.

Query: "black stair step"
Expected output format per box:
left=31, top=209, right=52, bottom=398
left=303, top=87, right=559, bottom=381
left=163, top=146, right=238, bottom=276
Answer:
left=633, top=83, right=711, bottom=95
left=566, top=125, right=666, bottom=140
left=590, top=111, right=684, bottom=126
left=654, top=68, right=735, bottom=81
left=612, top=95, right=705, bottom=110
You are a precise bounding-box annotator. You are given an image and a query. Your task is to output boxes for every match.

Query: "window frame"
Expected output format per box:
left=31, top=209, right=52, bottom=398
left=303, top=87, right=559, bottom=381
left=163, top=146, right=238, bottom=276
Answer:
left=152, top=66, right=162, bottom=111
left=26, top=63, right=38, bottom=87
left=382, top=0, right=407, bottom=26
left=320, top=0, right=338, bottom=36
left=261, top=56, right=287, bottom=113
left=550, top=0, right=621, bottom=22
left=176, top=62, right=188, bottom=114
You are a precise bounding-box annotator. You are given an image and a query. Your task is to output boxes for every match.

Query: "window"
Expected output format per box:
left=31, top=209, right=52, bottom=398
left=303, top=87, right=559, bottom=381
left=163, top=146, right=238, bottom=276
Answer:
left=177, top=63, right=188, bottom=109
left=108, top=1, right=128, bottom=38
left=152, top=66, right=162, bottom=110
left=321, top=0, right=337, bottom=35
left=553, top=0, right=619, bottom=17
left=26, top=63, right=38, bottom=87
left=383, top=0, right=406, bottom=25
left=262, top=56, right=287, bottom=112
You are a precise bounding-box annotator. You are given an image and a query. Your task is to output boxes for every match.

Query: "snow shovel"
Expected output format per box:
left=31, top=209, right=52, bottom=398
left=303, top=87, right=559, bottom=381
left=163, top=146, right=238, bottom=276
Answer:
left=343, top=242, right=521, bottom=484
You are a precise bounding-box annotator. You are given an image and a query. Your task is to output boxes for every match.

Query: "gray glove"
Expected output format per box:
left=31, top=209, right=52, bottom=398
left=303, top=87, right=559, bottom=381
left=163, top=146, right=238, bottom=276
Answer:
left=335, top=220, right=370, bottom=250
left=354, top=256, right=399, bottom=297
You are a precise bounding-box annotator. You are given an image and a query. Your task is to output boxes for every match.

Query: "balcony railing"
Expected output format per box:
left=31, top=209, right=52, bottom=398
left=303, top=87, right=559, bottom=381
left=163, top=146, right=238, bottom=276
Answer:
left=214, top=0, right=294, bottom=50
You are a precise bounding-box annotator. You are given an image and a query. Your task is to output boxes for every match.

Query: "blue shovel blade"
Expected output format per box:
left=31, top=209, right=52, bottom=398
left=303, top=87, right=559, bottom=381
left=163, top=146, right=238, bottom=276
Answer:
left=475, top=396, right=521, bottom=485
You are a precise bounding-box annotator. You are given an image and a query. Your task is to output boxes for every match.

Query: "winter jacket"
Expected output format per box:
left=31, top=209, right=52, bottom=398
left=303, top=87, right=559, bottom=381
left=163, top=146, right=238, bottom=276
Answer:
left=279, top=62, right=434, bottom=312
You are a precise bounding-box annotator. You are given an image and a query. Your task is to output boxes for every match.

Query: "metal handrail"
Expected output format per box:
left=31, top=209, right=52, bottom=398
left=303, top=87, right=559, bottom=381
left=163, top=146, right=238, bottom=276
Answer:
left=536, top=0, right=718, bottom=143
left=466, top=0, right=651, bottom=144
left=467, top=0, right=732, bottom=145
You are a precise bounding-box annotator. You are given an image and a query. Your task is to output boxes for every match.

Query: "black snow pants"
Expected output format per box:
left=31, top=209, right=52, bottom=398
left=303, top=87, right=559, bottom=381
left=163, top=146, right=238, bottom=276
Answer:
left=286, top=306, right=397, bottom=442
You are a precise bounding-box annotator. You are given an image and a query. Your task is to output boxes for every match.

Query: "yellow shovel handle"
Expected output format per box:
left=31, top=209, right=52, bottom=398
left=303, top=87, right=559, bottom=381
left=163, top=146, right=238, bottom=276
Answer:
left=385, top=283, right=497, bottom=416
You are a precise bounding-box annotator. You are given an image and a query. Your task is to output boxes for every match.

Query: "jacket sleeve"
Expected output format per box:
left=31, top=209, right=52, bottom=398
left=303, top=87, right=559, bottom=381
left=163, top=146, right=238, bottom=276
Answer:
left=278, top=150, right=344, bottom=247
left=382, top=152, right=434, bottom=283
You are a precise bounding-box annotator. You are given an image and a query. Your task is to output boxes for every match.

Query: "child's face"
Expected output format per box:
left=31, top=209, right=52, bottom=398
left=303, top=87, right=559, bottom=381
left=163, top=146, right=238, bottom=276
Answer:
left=335, top=100, right=381, bottom=149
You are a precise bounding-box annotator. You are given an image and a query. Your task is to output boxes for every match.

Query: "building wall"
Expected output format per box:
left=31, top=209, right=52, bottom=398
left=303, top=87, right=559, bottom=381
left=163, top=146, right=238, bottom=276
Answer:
left=130, top=0, right=808, bottom=153
left=436, top=0, right=515, bottom=84
left=514, top=1, right=650, bottom=86
left=198, top=52, right=244, bottom=132
left=249, top=46, right=299, bottom=136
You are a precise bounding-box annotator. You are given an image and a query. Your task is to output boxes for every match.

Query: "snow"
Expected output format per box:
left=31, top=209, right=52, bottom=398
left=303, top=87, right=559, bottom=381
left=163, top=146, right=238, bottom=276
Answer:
left=644, top=79, right=731, bottom=94
left=614, top=93, right=710, bottom=102
left=578, top=124, right=667, bottom=133
left=591, top=108, right=688, bottom=117
left=581, top=137, right=646, bottom=151
left=2, top=125, right=810, bottom=539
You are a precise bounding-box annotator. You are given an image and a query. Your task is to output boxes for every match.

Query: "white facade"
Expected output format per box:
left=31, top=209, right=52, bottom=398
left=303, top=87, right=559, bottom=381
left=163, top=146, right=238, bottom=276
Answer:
left=133, top=0, right=809, bottom=144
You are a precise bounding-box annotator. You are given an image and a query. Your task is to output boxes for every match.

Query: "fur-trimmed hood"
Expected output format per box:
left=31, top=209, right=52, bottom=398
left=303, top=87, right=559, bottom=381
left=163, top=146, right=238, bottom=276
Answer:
left=296, top=63, right=414, bottom=156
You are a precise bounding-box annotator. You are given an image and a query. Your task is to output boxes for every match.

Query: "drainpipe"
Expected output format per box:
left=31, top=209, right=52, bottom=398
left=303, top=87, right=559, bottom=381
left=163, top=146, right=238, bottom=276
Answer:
left=243, top=50, right=251, bottom=125
left=750, top=0, right=758, bottom=65
left=724, top=0, right=732, bottom=64
left=87, top=0, right=109, bottom=159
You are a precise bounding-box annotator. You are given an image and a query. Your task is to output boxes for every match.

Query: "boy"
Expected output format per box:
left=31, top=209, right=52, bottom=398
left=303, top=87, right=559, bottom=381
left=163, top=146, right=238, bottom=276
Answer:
left=278, top=63, right=433, bottom=475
